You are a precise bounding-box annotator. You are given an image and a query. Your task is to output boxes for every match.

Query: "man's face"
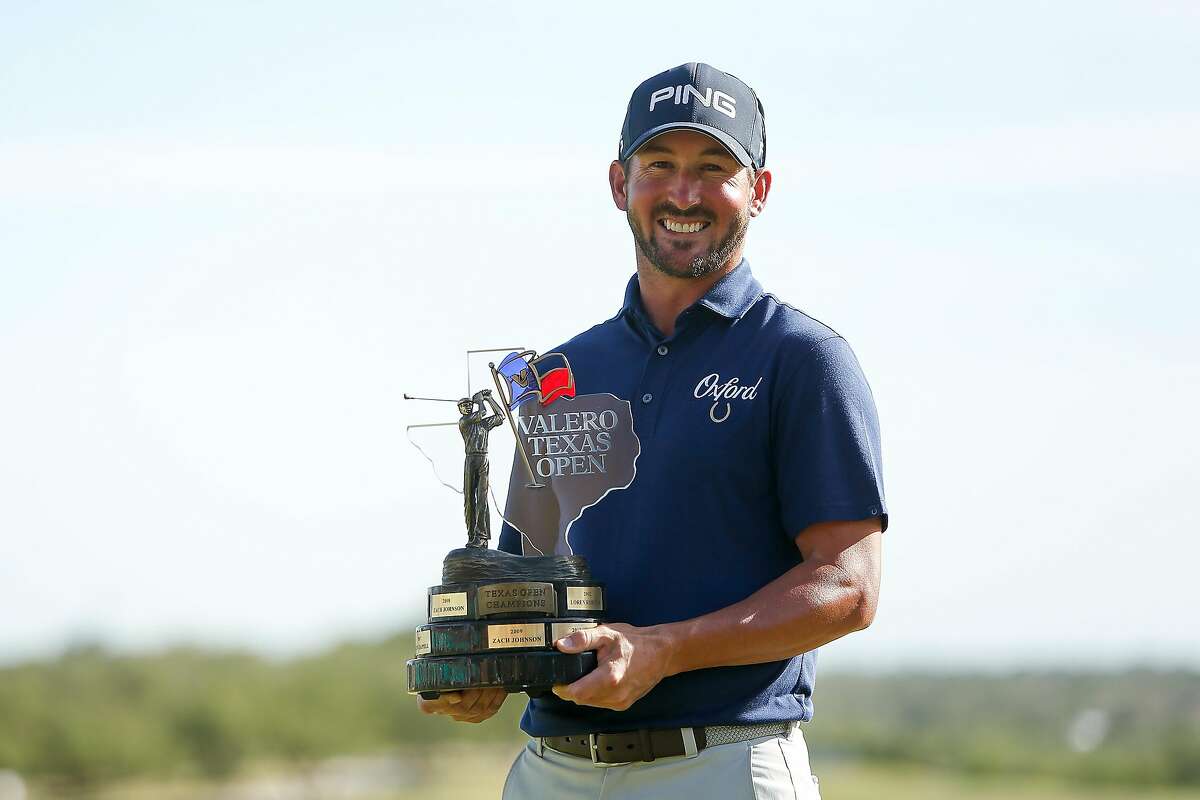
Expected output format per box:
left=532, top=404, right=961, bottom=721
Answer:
left=616, top=130, right=760, bottom=279
left=457, top=400, right=473, bottom=415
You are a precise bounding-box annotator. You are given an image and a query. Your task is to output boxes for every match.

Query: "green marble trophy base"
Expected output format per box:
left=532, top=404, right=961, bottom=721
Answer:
left=406, top=548, right=606, bottom=698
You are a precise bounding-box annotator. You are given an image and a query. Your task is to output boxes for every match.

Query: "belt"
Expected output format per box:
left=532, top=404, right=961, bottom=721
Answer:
left=540, top=721, right=793, bottom=766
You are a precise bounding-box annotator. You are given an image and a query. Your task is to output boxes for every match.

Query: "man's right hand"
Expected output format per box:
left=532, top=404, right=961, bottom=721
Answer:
left=417, top=688, right=507, bottom=723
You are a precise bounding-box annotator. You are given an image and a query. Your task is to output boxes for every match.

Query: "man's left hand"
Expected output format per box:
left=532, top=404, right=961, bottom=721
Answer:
left=551, top=623, right=674, bottom=711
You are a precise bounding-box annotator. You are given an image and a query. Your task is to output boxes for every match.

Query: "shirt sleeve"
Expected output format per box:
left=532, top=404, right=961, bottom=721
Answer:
left=772, top=335, right=888, bottom=537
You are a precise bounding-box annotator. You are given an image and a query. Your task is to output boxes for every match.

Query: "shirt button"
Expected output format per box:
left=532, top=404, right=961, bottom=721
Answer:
left=641, top=393, right=653, bottom=404
left=656, top=345, right=669, bottom=356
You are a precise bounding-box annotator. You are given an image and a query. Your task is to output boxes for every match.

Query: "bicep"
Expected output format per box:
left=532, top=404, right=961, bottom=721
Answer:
left=794, top=517, right=883, bottom=590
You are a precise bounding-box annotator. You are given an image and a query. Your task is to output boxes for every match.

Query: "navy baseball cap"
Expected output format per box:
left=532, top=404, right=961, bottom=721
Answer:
left=619, top=62, right=766, bottom=169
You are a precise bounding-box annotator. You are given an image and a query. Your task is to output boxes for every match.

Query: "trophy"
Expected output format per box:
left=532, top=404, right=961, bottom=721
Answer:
left=404, top=349, right=640, bottom=699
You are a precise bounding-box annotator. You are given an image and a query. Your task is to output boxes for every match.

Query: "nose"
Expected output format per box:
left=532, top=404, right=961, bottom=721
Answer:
left=666, top=170, right=702, bottom=211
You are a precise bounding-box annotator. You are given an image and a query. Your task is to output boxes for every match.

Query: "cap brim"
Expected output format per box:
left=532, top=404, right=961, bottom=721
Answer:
left=621, top=122, right=754, bottom=168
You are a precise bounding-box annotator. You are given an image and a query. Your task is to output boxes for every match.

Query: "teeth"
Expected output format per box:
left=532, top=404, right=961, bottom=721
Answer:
left=661, top=219, right=708, bottom=233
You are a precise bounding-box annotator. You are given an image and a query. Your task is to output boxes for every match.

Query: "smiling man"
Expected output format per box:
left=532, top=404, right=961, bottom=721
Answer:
left=417, top=63, right=887, bottom=799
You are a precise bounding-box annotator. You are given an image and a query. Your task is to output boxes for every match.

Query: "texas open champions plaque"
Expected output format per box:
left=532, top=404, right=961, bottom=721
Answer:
left=404, top=349, right=640, bottom=698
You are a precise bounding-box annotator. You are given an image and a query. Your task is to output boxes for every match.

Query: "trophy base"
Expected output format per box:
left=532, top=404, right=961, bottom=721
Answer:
left=442, top=546, right=592, bottom=583
left=408, top=651, right=598, bottom=698
left=408, top=548, right=607, bottom=699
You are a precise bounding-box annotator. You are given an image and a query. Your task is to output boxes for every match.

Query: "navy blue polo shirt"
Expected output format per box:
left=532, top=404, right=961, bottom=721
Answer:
left=498, top=259, right=886, bottom=737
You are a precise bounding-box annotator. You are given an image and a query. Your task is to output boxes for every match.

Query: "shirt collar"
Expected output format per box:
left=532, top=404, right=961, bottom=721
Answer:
left=620, top=259, right=763, bottom=326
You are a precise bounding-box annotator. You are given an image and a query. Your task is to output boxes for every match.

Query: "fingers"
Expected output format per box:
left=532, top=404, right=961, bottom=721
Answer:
left=553, top=662, right=624, bottom=708
left=551, top=624, right=646, bottom=711
left=417, top=688, right=507, bottom=723
left=417, top=691, right=461, bottom=715
left=553, top=652, right=632, bottom=707
left=452, top=688, right=506, bottom=723
left=555, top=625, right=613, bottom=654
left=478, top=687, right=507, bottom=719
left=457, top=689, right=487, bottom=715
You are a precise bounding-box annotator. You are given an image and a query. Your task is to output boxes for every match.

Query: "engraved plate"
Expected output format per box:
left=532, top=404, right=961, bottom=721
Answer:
left=487, top=622, right=547, bottom=649
left=430, top=592, right=469, bottom=618
left=415, top=629, right=432, bottom=656
left=477, top=582, right=556, bottom=616
left=566, top=586, right=604, bottom=611
left=551, top=621, right=598, bottom=642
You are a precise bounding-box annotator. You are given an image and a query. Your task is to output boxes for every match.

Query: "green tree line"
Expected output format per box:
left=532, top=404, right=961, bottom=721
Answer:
left=0, top=635, right=1197, bottom=790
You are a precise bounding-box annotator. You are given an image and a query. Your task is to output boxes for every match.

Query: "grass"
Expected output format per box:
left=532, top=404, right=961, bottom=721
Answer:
left=818, top=762, right=1200, bottom=800
left=31, top=748, right=1200, bottom=800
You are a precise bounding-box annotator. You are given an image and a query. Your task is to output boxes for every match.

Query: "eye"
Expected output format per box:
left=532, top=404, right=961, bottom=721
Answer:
left=648, top=160, right=672, bottom=169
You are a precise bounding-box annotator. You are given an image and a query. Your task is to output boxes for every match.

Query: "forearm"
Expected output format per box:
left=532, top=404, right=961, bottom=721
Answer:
left=658, top=557, right=874, bottom=677
left=552, top=522, right=881, bottom=710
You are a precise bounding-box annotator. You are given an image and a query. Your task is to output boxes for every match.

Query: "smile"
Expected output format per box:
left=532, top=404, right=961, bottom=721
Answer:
left=658, top=218, right=710, bottom=234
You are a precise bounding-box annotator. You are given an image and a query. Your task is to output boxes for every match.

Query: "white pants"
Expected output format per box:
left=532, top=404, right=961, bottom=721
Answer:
left=502, top=723, right=821, bottom=800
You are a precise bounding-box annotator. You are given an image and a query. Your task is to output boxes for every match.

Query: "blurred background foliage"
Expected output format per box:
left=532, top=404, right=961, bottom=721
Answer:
left=1, top=634, right=1197, bottom=794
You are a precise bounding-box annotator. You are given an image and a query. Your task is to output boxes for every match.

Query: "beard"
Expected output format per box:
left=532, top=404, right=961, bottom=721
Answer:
left=627, top=202, right=750, bottom=279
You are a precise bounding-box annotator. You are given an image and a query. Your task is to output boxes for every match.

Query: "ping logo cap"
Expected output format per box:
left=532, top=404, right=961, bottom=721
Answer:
left=619, top=62, right=766, bottom=169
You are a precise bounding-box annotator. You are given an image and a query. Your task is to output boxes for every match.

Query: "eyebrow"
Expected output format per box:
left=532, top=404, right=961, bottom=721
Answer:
left=638, top=144, right=736, bottom=160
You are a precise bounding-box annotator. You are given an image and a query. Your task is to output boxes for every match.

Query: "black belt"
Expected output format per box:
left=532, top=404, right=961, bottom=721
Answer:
left=540, top=722, right=792, bottom=765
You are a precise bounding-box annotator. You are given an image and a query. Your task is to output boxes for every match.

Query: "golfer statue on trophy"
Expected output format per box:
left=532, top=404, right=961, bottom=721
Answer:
left=457, top=389, right=505, bottom=549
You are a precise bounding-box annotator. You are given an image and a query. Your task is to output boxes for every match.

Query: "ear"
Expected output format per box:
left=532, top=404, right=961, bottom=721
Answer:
left=748, top=168, right=772, bottom=217
left=608, top=160, right=628, bottom=211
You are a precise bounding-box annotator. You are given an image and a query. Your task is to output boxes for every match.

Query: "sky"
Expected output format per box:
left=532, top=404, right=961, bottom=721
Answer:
left=1, top=1, right=1197, bottom=671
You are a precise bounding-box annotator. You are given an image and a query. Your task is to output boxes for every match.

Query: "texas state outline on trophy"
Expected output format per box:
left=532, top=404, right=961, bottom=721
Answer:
left=492, top=349, right=641, bottom=557
left=402, top=346, right=640, bottom=698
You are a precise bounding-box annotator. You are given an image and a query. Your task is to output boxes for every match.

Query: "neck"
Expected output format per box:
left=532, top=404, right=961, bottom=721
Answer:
left=633, top=250, right=742, bottom=338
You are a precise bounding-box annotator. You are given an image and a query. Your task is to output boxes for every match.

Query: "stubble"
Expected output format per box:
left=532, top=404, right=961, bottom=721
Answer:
left=627, top=203, right=750, bottom=280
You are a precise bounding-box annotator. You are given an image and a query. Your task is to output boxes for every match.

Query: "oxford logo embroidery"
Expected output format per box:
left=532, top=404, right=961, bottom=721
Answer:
left=648, top=84, right=737, bottom=119
left=693, top=373, right=762, bottom=424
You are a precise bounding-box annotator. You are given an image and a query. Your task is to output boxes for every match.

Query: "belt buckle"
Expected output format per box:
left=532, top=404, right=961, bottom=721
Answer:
left=588, top=733, right=601, bottom=765
left=588, top=733, right=633, bottom=768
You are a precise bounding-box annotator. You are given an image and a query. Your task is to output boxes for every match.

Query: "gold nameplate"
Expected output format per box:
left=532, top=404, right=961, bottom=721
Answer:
left=414, top=629, right=432, bottom=656
left=551, top=621, right=598, bottom=642
left=429, top=592, right=469, bottom=618
left=487, top=622, right=547, bottom=649
left=566, top=586, right=604, bottom=611
left=477, top=582, right=556, bottom=616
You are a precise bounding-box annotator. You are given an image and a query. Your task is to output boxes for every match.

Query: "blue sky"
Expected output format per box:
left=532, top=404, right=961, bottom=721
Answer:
left=1, top=1, right=1197, bottom=669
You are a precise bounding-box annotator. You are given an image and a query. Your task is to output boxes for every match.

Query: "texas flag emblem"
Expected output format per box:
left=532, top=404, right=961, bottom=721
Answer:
left=494, top=350, right=577, bottom=409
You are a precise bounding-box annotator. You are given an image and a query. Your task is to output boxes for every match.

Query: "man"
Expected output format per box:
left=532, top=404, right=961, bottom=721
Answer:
left=418, top=63, right=886, bottom=799
left=458, top=389, right=505, bottom=548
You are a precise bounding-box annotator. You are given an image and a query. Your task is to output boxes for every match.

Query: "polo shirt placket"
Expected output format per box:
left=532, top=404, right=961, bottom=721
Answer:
left=624, top=304, right=699, bottom=442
